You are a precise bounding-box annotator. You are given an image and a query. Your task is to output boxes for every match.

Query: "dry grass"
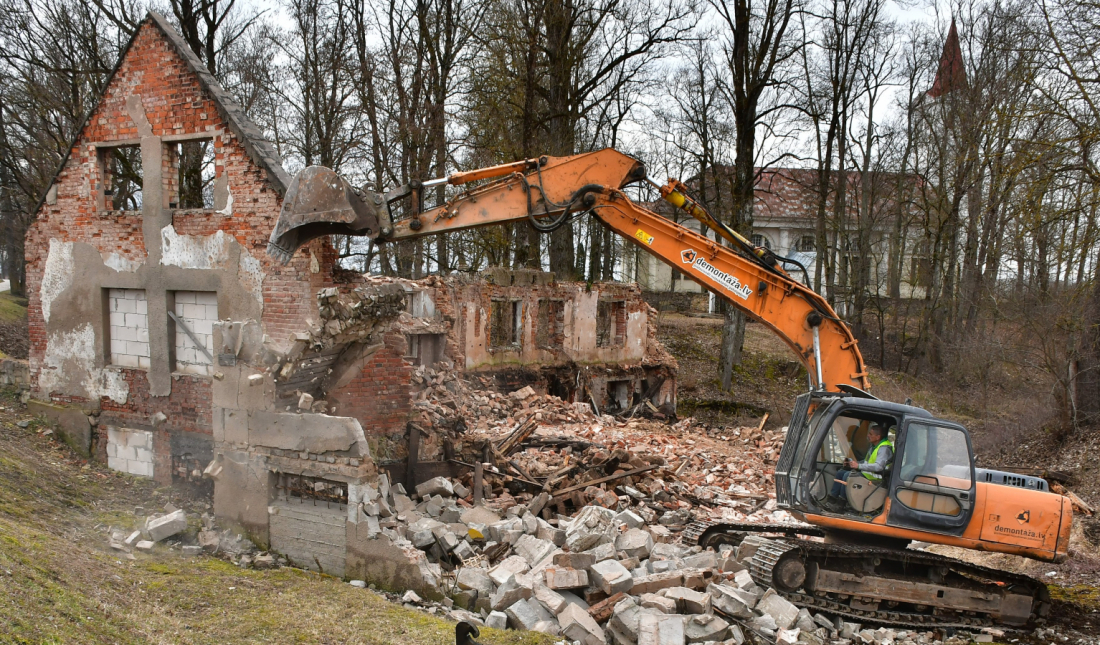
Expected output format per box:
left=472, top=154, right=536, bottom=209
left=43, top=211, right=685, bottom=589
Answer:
left=0, top=388, right=554, bottom=645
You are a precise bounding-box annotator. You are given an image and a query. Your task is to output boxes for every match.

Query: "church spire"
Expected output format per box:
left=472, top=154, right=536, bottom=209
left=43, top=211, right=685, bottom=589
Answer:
left=927, top=18, right=967, bottom=98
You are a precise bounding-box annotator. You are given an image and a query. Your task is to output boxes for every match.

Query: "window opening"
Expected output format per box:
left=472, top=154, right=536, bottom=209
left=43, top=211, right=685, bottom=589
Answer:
left=596, top=300, right=626, bottom=347
left=797, top=235, right=816, bottom=252
left=173, top=139, right=216, bottom=209
left=752, top=233, right=772, bottom=249
left=490, top=300, right=521, bottom=349
left=100, top=146, right=143, bottom=210
left=536, top=299, right=565, bottom=349
left=275, top=473, right=348, bottom=508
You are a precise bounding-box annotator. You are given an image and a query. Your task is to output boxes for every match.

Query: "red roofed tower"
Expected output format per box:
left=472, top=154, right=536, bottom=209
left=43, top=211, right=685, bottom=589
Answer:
left=928, top=19, right=967, bottom=98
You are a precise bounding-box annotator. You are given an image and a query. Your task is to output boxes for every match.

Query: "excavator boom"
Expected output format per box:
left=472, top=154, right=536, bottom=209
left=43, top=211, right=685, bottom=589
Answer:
left=268, top=149, right=868, bottom=392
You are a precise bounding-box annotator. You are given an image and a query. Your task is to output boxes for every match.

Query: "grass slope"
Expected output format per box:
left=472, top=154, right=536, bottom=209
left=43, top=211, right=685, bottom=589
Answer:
left=0, top=292, right=27, bottom=323
left=0, top=389, right=552, bottom=645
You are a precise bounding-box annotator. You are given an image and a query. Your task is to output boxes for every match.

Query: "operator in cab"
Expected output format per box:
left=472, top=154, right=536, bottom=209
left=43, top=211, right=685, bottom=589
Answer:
left=827, top=422, right=894, bottom=511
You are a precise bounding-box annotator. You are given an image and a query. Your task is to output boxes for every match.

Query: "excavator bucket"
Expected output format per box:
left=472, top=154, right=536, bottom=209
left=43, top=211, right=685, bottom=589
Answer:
left=267, top=166, right=385, bottom=264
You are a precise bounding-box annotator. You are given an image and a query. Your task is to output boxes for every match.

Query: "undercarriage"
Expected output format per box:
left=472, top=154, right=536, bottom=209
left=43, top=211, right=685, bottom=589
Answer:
left=685, top=521, right=1050, bottom=629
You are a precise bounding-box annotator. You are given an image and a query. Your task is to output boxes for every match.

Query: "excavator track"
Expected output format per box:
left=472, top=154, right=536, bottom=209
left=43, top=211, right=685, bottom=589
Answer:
left=749, top=538, right=1048, bottom=629
left=683, top=521, right=1049, bottom=630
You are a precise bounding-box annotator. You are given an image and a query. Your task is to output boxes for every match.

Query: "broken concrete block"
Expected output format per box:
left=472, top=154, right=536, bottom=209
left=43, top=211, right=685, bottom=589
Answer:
left=650, top=543, right=685, bottom=560
left=615, top=528, right=655, bottom=560
left=453, top=483, right=470, bottom=499
left=614, top=509, right=645, bottom=529
left=795, top=608, right=816, bottom=632
left=707, top=583, right=754, bottom=618
left=632, top=571, right=683, bottom=595
left=514, top=534, right=555, bottom=565
left=733, top=569, right=756, bottom=590
left=182, top=545, right=203, bottom=556
left=461, top=506, right=501, bottom=525
left=506, top=598, right=543, bottom=630
left=590, top=559, right=633, bottom=595
left=522, top=513, right=539, bottom=535
left=510, top=385, right=536, bottom=400
left=531, top=620, right=561, bottom=636
left=457, top=567, right=495, bottom=596
left=532, top=582, right=568, bottom=615
left=537, top=523, right=567, bottom=546
left=486, top=611, right=509, bottom=630
left=839, top=622, right=861, bottom=639
left=411, top=529, right=436, bottom=549
left=545, top=566, right=589, bottom=590
left=640, top=593, right=679, bottom=615
left=528, top=492, right=550, bottom=516
left=682, top=551, right=717, bottom=571
left=297, top=392, right=314, bottom=411
left=718, top=554, right=745, bottom=573
left=812, top=613, right=835, bottom=631
left=489, top=555, right=530, bottom=586
left=403, top=590, right=422, bottom=603
left=144, top=510, right=187, bottom=542
left=453, top=541, right=475, bottom=561
left=416, top=476, right=454, bottom=498
left=135, top=540, right=155, bottom=552
left=438, top=531, right=461, bottom=552
left=392, top=494, right=416, bottom=514
left=559, top=602, right=607, bottom=645
left=638, top=613, right=685, bottom=645
left=584, top=542, right=618, bottom=563
left=750, top=613, right=777, bottom=632
left=490, top=573, right=534, bottom=611
left=756, top=588, right=800, bottom=630
left=663, top=587, right=710, bottom=614
left=124, top=530, right=141, bottom=546
left=776, top=628, right=800, bottom=645
left=686, top=614, right=729, bottom=643
left=555, top=552, right=596, bottom=570
left=679, top=568, right=707, bottom=589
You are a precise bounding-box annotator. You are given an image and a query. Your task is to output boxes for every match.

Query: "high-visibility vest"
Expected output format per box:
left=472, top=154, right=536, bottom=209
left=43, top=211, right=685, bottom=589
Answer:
left=862, top=438, right=894, bottom=481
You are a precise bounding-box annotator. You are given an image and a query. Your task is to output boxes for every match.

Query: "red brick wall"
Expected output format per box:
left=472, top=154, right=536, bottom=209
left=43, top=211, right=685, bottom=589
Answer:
left=328, top=332, right=414, bottom=436
left=99, top=368, right=213, bottom=434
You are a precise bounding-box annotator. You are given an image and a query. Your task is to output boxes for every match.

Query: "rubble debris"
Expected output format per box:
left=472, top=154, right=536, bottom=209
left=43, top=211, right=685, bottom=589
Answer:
left=144, top=509, right=188, bottom=542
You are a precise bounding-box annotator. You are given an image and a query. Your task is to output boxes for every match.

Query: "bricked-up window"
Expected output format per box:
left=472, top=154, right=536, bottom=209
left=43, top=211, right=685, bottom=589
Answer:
left=596, top=301, right=626, bottom=347
left=172, top=140, right=216, bottom=208
left=536, top=299, right=565, bottom=349
left=490, top=300, right=522, bottom=349
left=172, top=291, right=218, bottom=375
left=405, top=333, right=444, bottom=366
left=108, top=289, right=150, bottom=368
left=100, top=146, right=143, bottom=211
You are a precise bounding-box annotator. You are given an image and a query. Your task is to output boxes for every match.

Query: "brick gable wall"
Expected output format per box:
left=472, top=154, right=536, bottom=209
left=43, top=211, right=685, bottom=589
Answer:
left=24, top=19, right=333, bottom=430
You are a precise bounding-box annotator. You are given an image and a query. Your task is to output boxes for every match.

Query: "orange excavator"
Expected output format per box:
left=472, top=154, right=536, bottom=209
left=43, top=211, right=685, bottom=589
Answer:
left=268, top=149, right=1071, bottom=629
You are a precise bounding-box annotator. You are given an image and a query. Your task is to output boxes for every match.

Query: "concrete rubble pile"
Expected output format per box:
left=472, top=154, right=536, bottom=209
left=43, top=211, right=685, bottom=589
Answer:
left=355, top=480, right=989, bottom=645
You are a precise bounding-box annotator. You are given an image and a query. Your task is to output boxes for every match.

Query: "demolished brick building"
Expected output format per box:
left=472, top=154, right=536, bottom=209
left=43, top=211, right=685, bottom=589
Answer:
left=22, top=12, right=675, bottom=584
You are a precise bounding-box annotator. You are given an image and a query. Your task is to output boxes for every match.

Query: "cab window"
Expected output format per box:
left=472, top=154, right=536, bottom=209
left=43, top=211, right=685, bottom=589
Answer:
left=897, top=423, right=972, bottom=489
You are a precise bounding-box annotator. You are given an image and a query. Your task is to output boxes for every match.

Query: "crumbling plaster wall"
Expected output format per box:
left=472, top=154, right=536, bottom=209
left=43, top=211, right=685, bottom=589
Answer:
left=444, top=273, right=650, bottom=371
left=23, top=18, right=333, bottom=481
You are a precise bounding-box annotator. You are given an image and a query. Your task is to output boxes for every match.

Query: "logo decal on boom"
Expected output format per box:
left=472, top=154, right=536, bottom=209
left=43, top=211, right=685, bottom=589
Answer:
left=1017, top=510, right=1030, bottom=524
left=680, top=248, right=753, bottom=300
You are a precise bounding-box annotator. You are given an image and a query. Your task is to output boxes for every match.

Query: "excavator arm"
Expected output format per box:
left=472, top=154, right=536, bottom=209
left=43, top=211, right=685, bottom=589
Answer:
left=269, top=148, right=869, bottom=392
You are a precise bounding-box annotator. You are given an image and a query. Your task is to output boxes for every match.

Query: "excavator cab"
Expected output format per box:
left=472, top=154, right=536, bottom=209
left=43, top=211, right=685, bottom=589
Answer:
left=777, top=392, right=978, bottom=535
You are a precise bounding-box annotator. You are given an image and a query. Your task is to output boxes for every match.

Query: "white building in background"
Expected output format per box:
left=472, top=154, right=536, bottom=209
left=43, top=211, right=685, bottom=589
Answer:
left=625, top=167, right=929, bottom=313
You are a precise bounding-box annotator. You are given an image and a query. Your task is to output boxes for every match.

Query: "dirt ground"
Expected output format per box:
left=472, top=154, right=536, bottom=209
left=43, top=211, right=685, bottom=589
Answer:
left=0, top=387, right=553, bottom=645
